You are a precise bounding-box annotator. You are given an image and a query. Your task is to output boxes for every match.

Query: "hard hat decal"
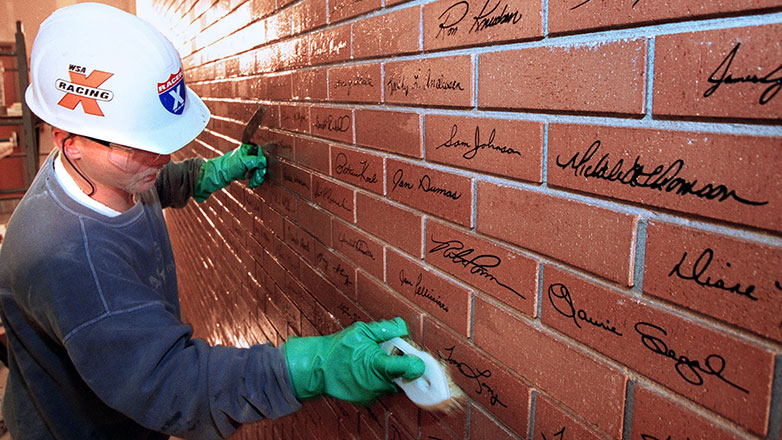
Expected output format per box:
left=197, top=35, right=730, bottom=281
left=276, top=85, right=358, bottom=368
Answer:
left=56, top=65, right=114, bottom=117
left=157, top=69, right=186, bottom=115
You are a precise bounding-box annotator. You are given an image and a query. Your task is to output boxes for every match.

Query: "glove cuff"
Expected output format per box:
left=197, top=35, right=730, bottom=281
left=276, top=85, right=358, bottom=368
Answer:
left=283, top=337, right=325, bottom=400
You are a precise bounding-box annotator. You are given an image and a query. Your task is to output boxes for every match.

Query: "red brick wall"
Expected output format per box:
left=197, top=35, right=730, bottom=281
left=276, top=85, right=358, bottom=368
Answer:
left=140, top=1, right=782, bottom=438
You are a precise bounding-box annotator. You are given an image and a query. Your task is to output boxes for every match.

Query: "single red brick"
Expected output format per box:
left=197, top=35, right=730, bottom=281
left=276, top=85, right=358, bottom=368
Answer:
left=263, top=130, right=295, bottom=161
left=541, top=266, right=774, bottom=435
left=332, top=219, right=385, bottom=280
left=420, top=409, right=463, bottom=440
left=533, top=393, right=605, bottom=440
left=423, top=0, right=542, bottom=51
left=268, top=73, right=293, bottom=101
left=278, top=161, right=312, bottom=200
left=311, top=175, right=355, bottom=222
left=476, top=182, right=637, bottom=285
left=291, top=68, right=328, bottom=102
left=387, top=159, right=473, bottom=227
left=284, top=218, right=316, bottom=263
left=385, top=56, right=473, bottom=107
left=331, top=145, right=384, bottom=194
left=387, top=250, right=471, bottom=336
left=328, top=63, right=382, bottom=103
left=654, top=24, right=782, bottom=122
left=308, top=25, right=351, bottom=65
left=355, top=109, right=422, bottom=158
left=478, top=39, right=647, bottom=115
left=426, top=220, right=537, bottom=317
left=352, top=6, right=421, bottom=60
left=425, top=318, right=531, bottom=437
left=631, top=385, right=744, bottom=440
left=549, top=0, right=781, bottom=35
left=548, top=124, right=782, bottom=232
left=295, top=136, right=331, bottom=175
left=297, top=200, right=333, bottom=246
left=356, top=193, right=423, bottom=257
left=330, top=0, right=381, bottom=23
left=310, top=106, right=354, bottom=144
left=289, top=0, right=327, bottom=35
left=280, top=105, right=310, bottom=133
left=644, top=221, right=782, bottom=343
left=470, top=403, right=521, bottom=440
left=257, top=182, right=298, bottom=220
left=473, top=295, right=626, bottom=438
left=426, top=114, right=543, bottom=182
left=356, top=271, right=424, bottom=341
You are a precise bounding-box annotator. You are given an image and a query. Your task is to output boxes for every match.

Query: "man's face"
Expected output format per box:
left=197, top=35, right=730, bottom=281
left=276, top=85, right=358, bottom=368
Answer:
left=72, top=136, right=171, bottom=195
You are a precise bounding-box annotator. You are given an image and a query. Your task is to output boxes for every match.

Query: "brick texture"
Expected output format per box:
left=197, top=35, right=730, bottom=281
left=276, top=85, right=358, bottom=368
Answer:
left=146, top=0, right=782, bottom=438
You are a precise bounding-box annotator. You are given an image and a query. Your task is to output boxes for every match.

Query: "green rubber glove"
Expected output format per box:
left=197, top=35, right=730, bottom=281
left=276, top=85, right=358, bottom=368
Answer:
left=193, top=143, right=268, bottom=202
left=283, top=317, right=426, bottom=406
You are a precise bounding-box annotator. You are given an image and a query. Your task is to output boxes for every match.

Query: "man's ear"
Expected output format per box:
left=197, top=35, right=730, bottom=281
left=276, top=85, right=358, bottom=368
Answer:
left=52, top=129, right=82, bottom=159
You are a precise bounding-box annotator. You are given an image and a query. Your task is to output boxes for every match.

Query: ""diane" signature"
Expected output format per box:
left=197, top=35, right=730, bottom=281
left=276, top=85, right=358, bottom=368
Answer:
left=704, top=42, right=782, bottom=105
left=668, top=248, right=758, bottom=301
left=555, top=140, right=768, bottom=206
left=635, top=322, right=749, bottom=394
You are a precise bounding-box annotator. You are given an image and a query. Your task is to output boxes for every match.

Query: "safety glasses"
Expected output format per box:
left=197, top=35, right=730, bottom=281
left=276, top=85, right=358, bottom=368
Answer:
left=82, top=136, right=167, bottom=173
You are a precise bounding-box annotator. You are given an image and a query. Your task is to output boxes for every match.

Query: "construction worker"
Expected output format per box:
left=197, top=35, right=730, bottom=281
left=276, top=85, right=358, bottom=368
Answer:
left=0, top=3, right=424, bottom=439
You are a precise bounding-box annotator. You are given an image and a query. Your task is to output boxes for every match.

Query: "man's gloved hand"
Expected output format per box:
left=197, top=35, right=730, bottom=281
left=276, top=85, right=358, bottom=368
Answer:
left=283, top=317, right=426, bottom=406
left=193, top=143, right=268, bottom=202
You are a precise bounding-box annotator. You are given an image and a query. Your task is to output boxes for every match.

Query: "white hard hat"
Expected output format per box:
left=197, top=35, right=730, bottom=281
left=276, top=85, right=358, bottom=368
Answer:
left=25, top=2, right=210, bottom=155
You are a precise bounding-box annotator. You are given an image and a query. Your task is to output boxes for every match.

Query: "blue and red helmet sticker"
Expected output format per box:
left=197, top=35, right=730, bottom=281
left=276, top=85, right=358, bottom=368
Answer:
left=157, top=69, right=186, bottom=115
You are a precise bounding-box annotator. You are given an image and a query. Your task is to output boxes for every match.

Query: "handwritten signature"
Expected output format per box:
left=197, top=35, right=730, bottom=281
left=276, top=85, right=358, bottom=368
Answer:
left=386, top=68, right=464, bottom=96
left=400, top=270, right=449, bottom=312
left=338, top=232, right=376, bottom=260
left=668, top=248, right=758, bottom=301
left=391, top=169, right=462, bottom=201
left=437, top=124, right=522, bottom=160
left=334, top=73, right=374, bottom=96
left=429, top=235, right=524, bottom=299
left=555, top=140, right=768, bottom=206
left=436, top=0, right=522, bottom=40
left=313, top=114, right=351, bottom=133
left=313, top=182, right=352, bottom=213
left=334, top=152, right=378, bottom=184
left=438, top=346, right=507, bottom=407
left=635, top=322, right=749, bottom=394
left=548, top=283, right=622, bottom=336
left=704, top=42, right=782, bottom=105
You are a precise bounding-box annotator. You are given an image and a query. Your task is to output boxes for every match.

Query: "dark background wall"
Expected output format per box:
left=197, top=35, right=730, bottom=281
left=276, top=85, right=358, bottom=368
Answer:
left=142, top=0, right=782, bottom=438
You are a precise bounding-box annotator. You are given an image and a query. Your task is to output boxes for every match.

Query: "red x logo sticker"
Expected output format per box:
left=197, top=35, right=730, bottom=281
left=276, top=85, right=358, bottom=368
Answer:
left=57, top=70, right=114, bottom=116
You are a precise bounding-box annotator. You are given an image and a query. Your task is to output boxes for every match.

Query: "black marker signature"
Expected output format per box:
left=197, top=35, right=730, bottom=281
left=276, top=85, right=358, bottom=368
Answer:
left=313, top=114, right=351, bottom=132
left=436, top=0, right=521, bottom=39
left=418, top=175, right=462, bottom=200
left=641, top=435, right=683, bottom=440
left=313, top=182, right=352, bottom=213
left=429, top=235, right=524, bottom=299
left=438, top=346, right=507, bottom=408
left=704, top=42, right=782, bottom=105
left=634, top=322, right=749, bottom=394
left=437, top=124, right=522, bottom=160
left=668, top=248, right=758, bottom=301
left=391, top=168, right=414, bottom=192
left=548, top=283, right=622, bottom=336
left=555, top=140, right=768, bottom=206
left=334, top=152, right=378, bottom=184
left=338, top=232, right=376, bottom=260
left=399, top=270, right=449, bottom=312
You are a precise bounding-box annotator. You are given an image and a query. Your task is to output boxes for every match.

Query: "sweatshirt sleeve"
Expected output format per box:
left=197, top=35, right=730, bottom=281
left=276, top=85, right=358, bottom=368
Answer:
left=64, top=303, right=301, bottom=439
left=155, top=158, right=205, bottom=209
